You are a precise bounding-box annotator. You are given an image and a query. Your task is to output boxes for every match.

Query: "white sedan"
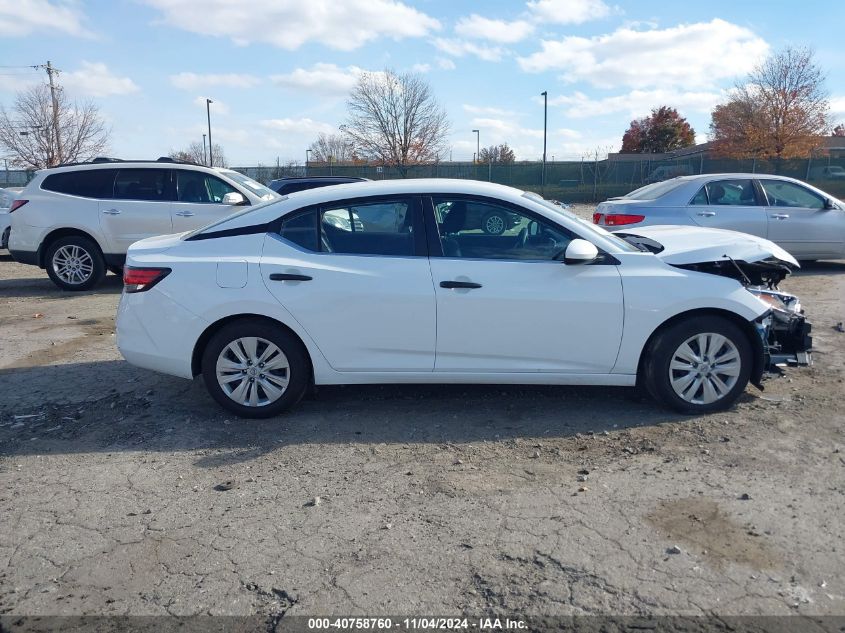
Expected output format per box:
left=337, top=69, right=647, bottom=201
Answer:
left=116, top=179, right=812, bottom=418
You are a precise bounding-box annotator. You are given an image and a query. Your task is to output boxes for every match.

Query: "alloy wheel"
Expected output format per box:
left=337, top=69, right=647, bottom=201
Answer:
left=52, top=245, right=94, bottom=286
left=215, top=336, right=290, bottom=407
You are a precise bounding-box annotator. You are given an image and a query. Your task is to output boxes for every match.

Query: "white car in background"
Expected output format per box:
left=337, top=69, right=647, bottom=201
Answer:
left=8, top=159, right=279, bottom=289
left=1, top=186, right=24, bottom=250
left=116, top=179, right=812, bottom=418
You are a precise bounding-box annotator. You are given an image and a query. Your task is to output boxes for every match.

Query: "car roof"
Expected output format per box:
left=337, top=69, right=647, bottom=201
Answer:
left=33, top=162, right=232, bottom=177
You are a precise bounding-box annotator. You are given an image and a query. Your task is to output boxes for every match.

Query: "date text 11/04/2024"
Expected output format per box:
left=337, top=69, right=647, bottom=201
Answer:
left=306, top=617, right=528, bottom=630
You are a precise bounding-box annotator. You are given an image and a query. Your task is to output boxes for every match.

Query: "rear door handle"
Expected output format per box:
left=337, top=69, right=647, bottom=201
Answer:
left=440, top=280, right=482, bottom=289
left=770, top=213, right=790, bottom=220
left=102, top=208, right=121, bottom=215
left=269, top=273, right=312, bottom=281
left=696, top=211, right=716, bottom=217
left=174, top=211, right=195, bottom=217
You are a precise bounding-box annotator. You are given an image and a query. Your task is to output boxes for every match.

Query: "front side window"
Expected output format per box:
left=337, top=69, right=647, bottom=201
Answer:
left=760, top=180, right=824, bottom=209
left=705, top=179, right=758, bottom=206
left=320, top=198, right=415, bottom=256
left=434, top=197, right=574, bottom=261
left=42, top=169, right=117, bottom=198
left=176, top=170, right=237, bottom=203
left=113, top=169, right=171, bottom=201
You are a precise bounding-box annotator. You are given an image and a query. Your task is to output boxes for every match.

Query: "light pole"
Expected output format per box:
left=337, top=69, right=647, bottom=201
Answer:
left=472, top=129, right=480, bottom=164
left=202, top=134, right=207, bottom=165
left=305, top=149, right=311, bottom=175
left=206, top=98, right=214, bottom=167
left=541, top=91, right=548, bottom=190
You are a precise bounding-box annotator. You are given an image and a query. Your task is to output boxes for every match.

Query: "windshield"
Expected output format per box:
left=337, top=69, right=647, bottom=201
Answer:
left=522, top=191, right=641, bottom=253
left=222, top=171, right=278, bottom=200
left=624, top=179, right=685, bottom=200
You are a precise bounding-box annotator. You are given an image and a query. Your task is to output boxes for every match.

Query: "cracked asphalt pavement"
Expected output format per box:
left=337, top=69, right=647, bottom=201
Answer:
left=1, top=241, right=844, bottom=619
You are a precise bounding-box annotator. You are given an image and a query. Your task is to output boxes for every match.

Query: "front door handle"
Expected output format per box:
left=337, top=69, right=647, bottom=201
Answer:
left=269, top=273, right=312, bottom=282
left=440, top=280, right=482, bottom=289
left=102, top=208, right=121, bottom=215
left=770, top=213, right=790, bottom=220
left=174, top=211, right=195, bottom=217
left=696, top=211, right=716, bottom=217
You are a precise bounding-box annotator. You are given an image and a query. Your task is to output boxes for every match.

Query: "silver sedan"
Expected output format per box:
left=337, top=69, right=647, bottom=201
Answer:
left=593, top=173, right=845, bottom=261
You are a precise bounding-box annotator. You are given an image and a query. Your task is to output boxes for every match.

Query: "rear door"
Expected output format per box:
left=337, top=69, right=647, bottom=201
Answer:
left=758, top=178, right=845, bottom=259
left=98, top=168, right=173, bottom=253
left=171, top=169, right=245, bottom=232
left=685, top=178, right=768, bottom=237
left=260, top=195, right=436, bottom=372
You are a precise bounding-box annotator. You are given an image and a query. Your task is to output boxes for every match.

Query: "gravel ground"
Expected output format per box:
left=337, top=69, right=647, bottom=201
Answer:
left=0, top=239, right=844, bottom=620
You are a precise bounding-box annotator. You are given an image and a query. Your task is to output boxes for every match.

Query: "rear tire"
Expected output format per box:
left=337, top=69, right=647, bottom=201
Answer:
left=201, top=319, right=310, bottom=418
left=44, top=235, right=106, bottom=291
left=643, top=316, right=752, bottom=414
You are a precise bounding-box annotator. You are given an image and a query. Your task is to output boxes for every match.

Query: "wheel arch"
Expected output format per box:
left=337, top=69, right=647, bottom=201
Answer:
left=636, top=307, right=765, bottom=388
left=191, top=313, right=314, bottom=380
left=38, top=227, right=105, bottom=268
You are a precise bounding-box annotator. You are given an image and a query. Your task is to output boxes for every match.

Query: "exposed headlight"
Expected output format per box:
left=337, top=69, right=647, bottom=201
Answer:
left=748, top=288, right=801, bottom=314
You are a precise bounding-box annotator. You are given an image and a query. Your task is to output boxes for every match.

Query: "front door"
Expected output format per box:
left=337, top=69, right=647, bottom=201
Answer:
left=98, top=168, right=173, bottom=253
left=170, top=169, right=245, bottom=233
left=685, top=178, right=768, bottom=238
left=428, top=196, right=624, bottom=373
left=758, top=178, right=845, bottom=259
left=260, top=195, right=436, bottom=372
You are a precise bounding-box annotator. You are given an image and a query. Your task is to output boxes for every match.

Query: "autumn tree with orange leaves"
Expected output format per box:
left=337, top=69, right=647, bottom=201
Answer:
left=710, top=47, right=831, bottom=159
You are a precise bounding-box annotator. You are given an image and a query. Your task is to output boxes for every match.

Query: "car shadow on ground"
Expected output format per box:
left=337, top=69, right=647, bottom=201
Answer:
left=792, top=260, right=845, bottom=277
left=0, top=359, right=695, bottom=463
left=0, top=271, right=123, bottom=298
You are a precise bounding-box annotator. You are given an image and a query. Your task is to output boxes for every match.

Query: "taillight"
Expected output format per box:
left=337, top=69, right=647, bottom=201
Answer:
left=123, top=266, right=171, bottom=293
left=593, top=212, right=604, bottom=224
left=603, top=213, right=645, bottom=226
left=9, top=199, right=28, bottom=212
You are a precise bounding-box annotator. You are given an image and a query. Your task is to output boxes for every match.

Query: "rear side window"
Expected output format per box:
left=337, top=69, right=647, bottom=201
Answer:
left=42, top=169, right=117, bottom=198
left=279, top=211, right=318, bottom=251
left=113, top=169, right=172, bottom=201
left=705, top=179, right=758, bottom=206
left=321, top=199, right=415, bottom=256
left=690, top=186, right=708, bottom=205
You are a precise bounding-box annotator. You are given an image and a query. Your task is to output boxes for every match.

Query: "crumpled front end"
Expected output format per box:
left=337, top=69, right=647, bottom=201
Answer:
left=750, top=289, right=813, bottom=378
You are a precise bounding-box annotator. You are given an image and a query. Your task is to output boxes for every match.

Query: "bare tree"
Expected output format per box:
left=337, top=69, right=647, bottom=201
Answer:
left=710, top=47, right=830, bottom=159
left=478, top=143, right=516, bottom=164
left=0, top=84, right=109, bottom=168
left=341, top=69, right=449, bottom=176
left=169, top=141, right=228, bottom=167
left=308, top=133, right=357, bottom=163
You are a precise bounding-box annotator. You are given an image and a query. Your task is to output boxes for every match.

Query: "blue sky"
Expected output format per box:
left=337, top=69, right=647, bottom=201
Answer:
left=1, top=0, right=844, bottom=166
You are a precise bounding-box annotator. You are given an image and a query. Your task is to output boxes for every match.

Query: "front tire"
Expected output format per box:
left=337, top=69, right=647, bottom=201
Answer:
left=643, top=316, right=752, bottom=414
left=44, top=235, right=106, bottom=291
left=201, top=319, right=310, bottom=418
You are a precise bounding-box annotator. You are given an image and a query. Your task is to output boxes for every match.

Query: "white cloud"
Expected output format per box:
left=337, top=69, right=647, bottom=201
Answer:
left=270, top=63, right=374, bottom=96
left=830, top=96, right=845, bottom=119
left=454, top=14, right=534, bottom=44
left=144, top=0, right=439, bottom=51
left=411, top=63, right=431, bottom=73
left=194, top=96, right=229, bottom=115
left=170, top=73, right=261, bottom=90
left=62, top=62, right=139, bottom=97
left=549, top=89, right=723, bottom=119
left=260, top=118, right=335, bottom=135
left=517, top=19, right=769, bottom=89
left=525, top=0, right=612, bottom=24
left=433, top=38, right=506, bottom=62
left=437, top=58, right=457, bottom=71
left=0, top=0, right=90, bottom=37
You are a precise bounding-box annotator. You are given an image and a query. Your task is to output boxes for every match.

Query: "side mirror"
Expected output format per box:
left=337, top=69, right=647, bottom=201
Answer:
left=824, top=198, right=837, bottom=210
left=563, top=239, right=599, bottom=265
left=222, top=192, right=247, bottom=206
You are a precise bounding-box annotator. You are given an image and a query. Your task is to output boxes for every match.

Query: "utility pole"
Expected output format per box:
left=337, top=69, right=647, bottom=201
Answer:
left=541, top=91, right=547, bottom=190
left=37, top=61, right=63, bottom=165
left=202, top=134, right=207, bottom=165
left=206, top=98, right=213, bottom=167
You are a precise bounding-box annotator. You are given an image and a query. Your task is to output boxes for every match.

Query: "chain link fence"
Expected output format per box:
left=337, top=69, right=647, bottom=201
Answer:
left=4, top=155, right=844, bottom=202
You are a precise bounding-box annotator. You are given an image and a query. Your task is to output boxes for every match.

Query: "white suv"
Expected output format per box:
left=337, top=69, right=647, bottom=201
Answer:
left=8, top=159, right=279, bottom=290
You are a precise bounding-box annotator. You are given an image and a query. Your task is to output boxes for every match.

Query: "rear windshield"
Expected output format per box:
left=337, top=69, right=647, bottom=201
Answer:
left=624, top=179, right=685, bottom=200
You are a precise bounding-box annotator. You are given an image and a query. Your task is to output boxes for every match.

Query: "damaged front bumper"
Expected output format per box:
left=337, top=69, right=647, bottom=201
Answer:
left=751, top=289, right=813, bottom=383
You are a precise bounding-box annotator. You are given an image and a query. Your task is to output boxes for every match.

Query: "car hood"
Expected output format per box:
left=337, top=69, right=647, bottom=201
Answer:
left=613, top=225, right=799, bottom=267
